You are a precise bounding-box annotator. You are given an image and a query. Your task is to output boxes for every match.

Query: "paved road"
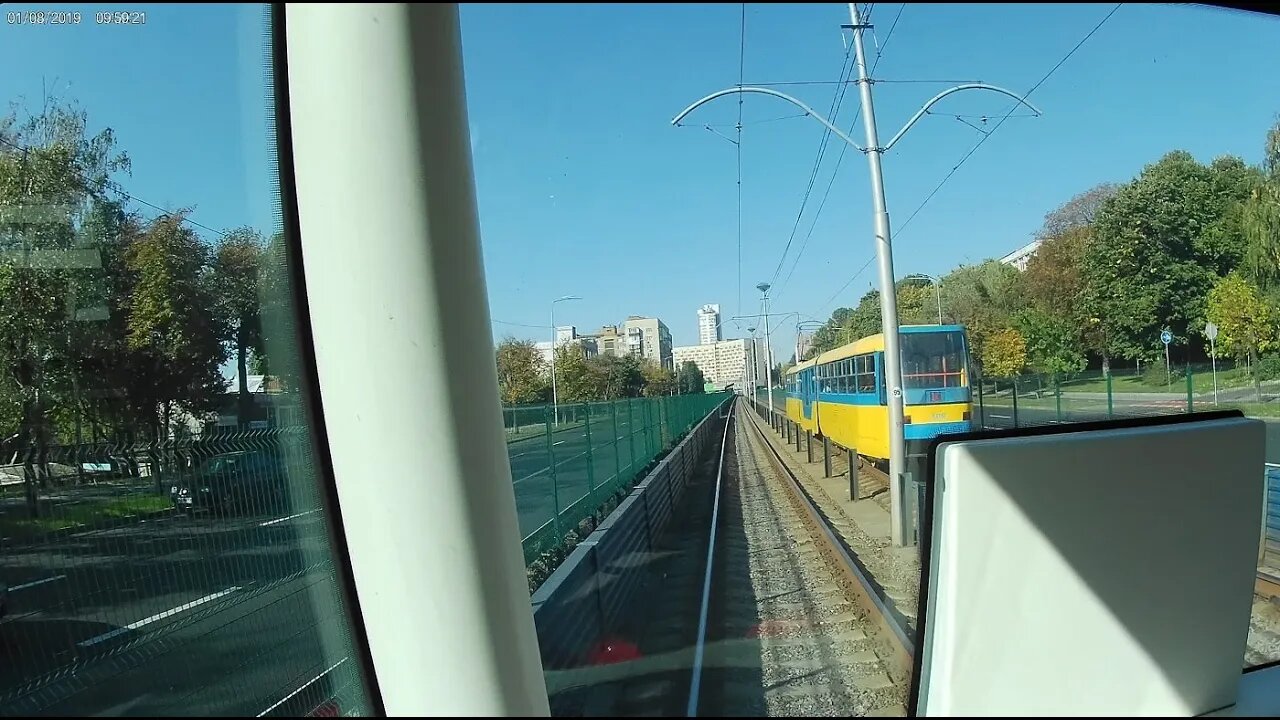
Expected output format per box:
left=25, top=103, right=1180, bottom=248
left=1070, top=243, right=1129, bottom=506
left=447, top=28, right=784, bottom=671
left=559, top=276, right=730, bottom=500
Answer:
left=506, top=412, right=654, bottom=539
left=0, top=506, right=360, bottom=716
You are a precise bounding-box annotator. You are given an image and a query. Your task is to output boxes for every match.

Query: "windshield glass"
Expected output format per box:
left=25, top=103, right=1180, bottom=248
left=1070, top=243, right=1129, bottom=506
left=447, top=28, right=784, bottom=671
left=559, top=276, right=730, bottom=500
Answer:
left=902, top=331, right=967, bottom=389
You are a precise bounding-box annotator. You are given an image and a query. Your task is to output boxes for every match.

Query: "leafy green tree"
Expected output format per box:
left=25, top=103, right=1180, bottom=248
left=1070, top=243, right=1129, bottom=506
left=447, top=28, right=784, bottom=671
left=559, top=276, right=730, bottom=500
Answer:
left=552, top=343, right=594, bottom=402
left=896, top=281, right=936, bottom=326
left=677, top=360, right=706, bottom=395
left=125, top=212, right=227, bottom=438
left=494, top=337, right=547, bottom=405
left=1015, top=309, right=1086, bottom=380
left=252, top=230, right=304, bottom=394
left=641, top=360, right=676, bottom=397
left=0, top=99, right=129, bottom=510
left=1206, top=273, right=1276, bottom=400
left=982, top=327, right=1028, bottom=379
left=1242, top=184, right=1280, bottom=296
left=1082, top=151, right=1258, bottom=364
left=938, top=260, right=1023, bottom=373
left=212, top=227, right=265, bottom=427
left=594, top=354, right=646, bottom=400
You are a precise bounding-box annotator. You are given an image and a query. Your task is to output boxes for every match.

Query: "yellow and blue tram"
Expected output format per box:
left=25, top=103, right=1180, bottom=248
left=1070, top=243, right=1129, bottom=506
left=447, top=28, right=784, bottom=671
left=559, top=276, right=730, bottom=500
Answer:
left=784, top=324, right=972, bottom=462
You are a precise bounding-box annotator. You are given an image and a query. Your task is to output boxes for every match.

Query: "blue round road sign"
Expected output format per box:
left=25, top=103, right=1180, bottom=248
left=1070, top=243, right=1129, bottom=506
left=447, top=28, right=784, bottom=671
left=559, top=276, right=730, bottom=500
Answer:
left=1161, top=330, right=1172, bottom=345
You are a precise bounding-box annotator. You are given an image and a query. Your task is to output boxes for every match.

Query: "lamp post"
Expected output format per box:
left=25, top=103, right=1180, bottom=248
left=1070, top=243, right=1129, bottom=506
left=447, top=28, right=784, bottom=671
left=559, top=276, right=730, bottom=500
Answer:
left=757, top=283, right=777, bottom=413
left=550, top=295, right=580, bottom=426
left=904, top=273, right=943, bottom=325
left=734, top=308, right=802, bottom=412
left=671, top=4, right=1038, bottom=546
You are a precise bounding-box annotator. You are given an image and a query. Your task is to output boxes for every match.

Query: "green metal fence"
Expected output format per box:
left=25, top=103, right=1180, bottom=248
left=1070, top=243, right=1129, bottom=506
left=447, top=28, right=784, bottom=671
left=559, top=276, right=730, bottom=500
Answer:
left=509, top=392, right=732, bottom=564
left=973, top=361, right=1280, bottom=429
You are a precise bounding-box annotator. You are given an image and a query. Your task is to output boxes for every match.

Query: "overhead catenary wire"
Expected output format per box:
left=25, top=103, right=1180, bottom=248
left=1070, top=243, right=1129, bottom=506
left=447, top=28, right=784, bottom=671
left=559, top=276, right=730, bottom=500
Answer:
left=765, top=38, right=857, bottom=290
left=812, top=3, right=1122, bottom=316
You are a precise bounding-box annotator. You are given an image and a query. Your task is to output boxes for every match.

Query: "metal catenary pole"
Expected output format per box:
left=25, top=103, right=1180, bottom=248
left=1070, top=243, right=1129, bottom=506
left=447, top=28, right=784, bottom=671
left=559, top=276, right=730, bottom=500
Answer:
left=849, top=1, right=909, bottom=545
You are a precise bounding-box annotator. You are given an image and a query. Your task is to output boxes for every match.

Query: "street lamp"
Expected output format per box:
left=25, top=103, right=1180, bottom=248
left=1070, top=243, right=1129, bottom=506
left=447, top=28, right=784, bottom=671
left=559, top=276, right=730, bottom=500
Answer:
left=550, top=295, right=580, bottom=426
left=733, top=308, right=802, bottom=411
left=903, top=273, right=943, bottom=325
left=757, top=282, right=776, bottom=414
left=672, top=4, right=1039, bottom=547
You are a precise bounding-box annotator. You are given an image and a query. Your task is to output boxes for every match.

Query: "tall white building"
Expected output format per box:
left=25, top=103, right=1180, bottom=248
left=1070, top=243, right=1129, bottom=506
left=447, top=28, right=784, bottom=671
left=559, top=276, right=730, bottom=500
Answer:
left=698, top=304, right=721, bottom=345
left=673, top=338, right=761, bottom=390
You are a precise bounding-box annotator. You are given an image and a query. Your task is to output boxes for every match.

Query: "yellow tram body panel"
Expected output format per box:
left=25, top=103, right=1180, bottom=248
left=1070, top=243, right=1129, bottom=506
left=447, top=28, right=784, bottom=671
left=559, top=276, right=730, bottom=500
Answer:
left=784, top=325, right=972, bottom=464
left=784, top=358, right=819, bottom=435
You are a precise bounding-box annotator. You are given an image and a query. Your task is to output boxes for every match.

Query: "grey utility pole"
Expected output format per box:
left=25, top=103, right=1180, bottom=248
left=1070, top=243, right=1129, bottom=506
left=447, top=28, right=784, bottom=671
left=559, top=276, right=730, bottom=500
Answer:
left=671, top=6, right=1039, bottom=546
left=848, top=1, right=910, bottom=545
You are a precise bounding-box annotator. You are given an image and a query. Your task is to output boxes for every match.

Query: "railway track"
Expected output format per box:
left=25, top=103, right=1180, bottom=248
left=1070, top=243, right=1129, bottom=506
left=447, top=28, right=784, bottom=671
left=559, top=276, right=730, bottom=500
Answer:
left=569, top=399, right=911, bottom=716
left=688, top=401, right=910, bottom=716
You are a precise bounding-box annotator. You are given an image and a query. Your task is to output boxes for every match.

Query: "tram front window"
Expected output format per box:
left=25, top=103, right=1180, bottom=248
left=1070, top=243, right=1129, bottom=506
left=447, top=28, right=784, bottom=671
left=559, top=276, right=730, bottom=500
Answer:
left=902, top=330, right=967, bottom=390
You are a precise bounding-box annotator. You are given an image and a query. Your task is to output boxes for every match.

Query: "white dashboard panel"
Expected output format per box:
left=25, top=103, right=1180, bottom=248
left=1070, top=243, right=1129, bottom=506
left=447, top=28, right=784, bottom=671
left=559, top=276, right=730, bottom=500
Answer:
left=916, top=416, right=1264, bottom=717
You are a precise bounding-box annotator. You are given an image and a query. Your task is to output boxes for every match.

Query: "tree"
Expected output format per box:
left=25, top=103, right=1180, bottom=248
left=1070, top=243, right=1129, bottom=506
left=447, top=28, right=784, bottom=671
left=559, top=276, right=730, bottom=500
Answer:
left=552, top=343, right=594, bottom=402
left=677, top=360, right=706, bottom=394
left=125, top=212, right=228, bottom=439
left=1038, top=183, right=1118, bottom=239
left=0, top=98, right=129, bottom=511
left=252, top=230, right=305, bottom=394
left=641, top=360, right=676, bottom=397
left=1082, top=151, right=1257, bottom=364
left=1242, top=184, right=1280, bottom=296
left=1021, top=227, right=1089, bottom=320
left=494, top=338, right=547, bottom=405
left=1015, top=309, right=1086, bottom=380
left=212, top=227, right=265, bottom=427
left=594, top=354, right=646, bottom=400
left=895, top=280, right=936, bottom=326
left=982, top=327, right=1027, bottom=380
left=1206, top=273, right=1276, bottom=400
left=938, top=260, right=1023, bottom=373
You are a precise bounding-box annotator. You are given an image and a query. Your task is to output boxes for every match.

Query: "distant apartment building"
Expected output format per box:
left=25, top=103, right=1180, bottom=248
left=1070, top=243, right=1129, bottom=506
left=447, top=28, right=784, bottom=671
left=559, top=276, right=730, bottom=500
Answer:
left=698, top=304, right=721, bottom=345
left=673, top=338, right=760, bottom=390
left=1000, top=238, right=1043, bottom=272
left=534, top=325, right=597, bottom=374
left=622, top=316, right=673, bottom=370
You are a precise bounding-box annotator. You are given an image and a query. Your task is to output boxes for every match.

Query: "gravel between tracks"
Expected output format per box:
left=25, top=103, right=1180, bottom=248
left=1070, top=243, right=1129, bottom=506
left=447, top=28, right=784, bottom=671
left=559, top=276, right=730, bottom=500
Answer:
left=699, top=411, right=907, bottom=716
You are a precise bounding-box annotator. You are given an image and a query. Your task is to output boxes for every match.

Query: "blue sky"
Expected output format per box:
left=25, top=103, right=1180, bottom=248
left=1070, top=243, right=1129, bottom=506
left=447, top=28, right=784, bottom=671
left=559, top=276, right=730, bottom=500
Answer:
left=2, top=4, right=1278, bottom=364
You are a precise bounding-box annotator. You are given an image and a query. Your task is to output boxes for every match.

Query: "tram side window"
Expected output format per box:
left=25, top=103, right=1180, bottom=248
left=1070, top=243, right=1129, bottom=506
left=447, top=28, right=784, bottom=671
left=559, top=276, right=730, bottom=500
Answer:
left=856, top=354, right=876, bottom=393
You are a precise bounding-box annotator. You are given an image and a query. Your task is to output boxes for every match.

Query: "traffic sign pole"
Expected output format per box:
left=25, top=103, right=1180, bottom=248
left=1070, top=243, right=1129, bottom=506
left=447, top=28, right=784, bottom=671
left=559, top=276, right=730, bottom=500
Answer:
left=1161, top=329, right=1172, bottom=389
left=1205, top=322, right=1219, bottom=406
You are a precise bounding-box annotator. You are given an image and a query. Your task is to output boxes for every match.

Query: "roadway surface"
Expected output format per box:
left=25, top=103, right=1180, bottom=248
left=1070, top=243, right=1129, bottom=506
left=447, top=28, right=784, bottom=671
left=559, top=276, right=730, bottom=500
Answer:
left=506, top=411, right=645, bottom=539
left=0, top=408, right=660, bottom=715
left=0, top=506, right=362, bottom=716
